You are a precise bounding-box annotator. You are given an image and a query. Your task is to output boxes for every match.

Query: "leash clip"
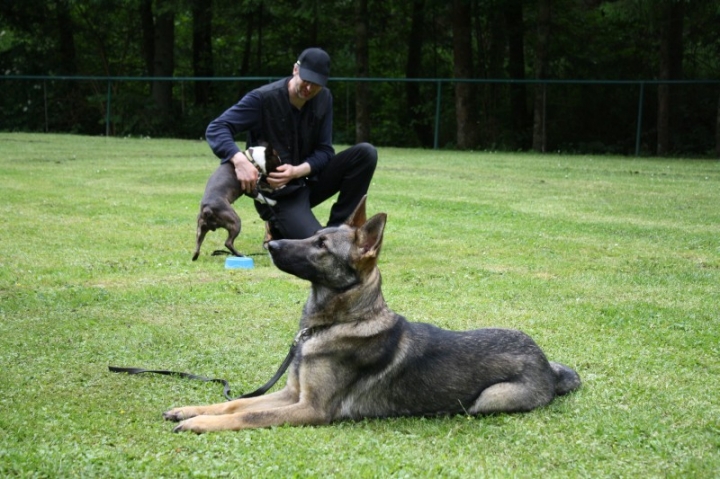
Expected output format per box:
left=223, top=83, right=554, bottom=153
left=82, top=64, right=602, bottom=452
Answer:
left=294, top=327, right=312, bottom=345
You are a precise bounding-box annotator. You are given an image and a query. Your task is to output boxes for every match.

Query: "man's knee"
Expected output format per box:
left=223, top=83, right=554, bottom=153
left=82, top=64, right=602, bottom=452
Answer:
left=349, top=143, right=377, bottom=175
left=356, top=142, right=378, bottom=166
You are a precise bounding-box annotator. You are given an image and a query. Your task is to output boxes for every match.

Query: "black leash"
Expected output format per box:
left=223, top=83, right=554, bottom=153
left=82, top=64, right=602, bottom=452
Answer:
left=108, top=366, right=241, bottom=400
left=109, top=327, right=316, bottom=401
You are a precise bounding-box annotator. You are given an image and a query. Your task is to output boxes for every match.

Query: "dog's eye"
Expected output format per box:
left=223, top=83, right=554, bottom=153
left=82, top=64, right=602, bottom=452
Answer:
left=315, top=237, right=326, bottom=249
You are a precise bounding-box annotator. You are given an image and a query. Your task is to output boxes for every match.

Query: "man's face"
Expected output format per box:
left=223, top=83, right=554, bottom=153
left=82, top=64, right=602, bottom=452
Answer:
left=297, top=78, right=322, bottom=100
left=292, top=65, right=323, bottom=101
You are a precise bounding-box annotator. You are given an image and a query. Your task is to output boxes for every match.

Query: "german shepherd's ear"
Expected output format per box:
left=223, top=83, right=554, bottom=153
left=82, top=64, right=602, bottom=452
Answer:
left=345, top=195, right=367, bottom=228
left=357, top=212, right=387, bottom=260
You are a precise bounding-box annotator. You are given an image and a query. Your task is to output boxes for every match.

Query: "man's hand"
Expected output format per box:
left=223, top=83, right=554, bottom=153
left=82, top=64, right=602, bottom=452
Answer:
left=231, top=151, right=259, bottom=194
left=267, top=163, right=311, bottom=190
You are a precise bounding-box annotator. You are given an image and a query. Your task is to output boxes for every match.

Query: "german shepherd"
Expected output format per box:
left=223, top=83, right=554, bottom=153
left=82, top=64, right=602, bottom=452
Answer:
left=166, top=196, right=580, bottom=433
left=192, top=145, right=282, bottom=261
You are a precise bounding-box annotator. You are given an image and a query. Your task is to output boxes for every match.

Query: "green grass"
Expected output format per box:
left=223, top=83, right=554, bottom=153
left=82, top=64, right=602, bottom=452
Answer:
left=1, top=132, right=718, bottom=478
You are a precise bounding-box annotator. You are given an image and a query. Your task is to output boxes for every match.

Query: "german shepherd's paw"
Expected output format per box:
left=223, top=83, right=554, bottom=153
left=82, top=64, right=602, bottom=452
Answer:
left=172, top=415, right=223, bottom=434
left=163, top=407, right=200, bottom=422
left=172, top=419, right=200, bottom=434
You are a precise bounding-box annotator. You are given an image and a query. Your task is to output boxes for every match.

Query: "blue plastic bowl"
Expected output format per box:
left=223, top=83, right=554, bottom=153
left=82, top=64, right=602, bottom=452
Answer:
left=225, top=256, right=254, bottom=269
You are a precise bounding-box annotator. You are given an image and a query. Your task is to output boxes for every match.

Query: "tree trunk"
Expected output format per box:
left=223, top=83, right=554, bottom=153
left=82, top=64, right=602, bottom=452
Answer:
left=355, top=0, right=370, bottom=143
left=308, top=0, right=318, bottom=45
left=152, top=0, right=175, bottom=119
left=452, top=0, right=476, bottom=150
left=656, top=0, right=684, bottom=155
left=53, top=0, right=81, bottom=133
left=532, top=0, right=551, bottom=152
left=484, top=8, right=505, bottom=147
left=139, top=0, right=154, bottom=80
left=256, top=5, right=263, bottom=71
left=240, top=9, right=254, bottom=76
left=55, top=0, right=77, bottom=75
left=505, top=0, right=528, bottom=148
left=192, top=0, right=213, bottom=106
left=405, top=0, right=432, bottom=147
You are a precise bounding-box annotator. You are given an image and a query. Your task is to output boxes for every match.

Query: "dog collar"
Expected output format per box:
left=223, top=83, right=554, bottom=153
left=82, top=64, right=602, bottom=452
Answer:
left=294, top=325, right=332, bottom=344
left=242, top=149, right=265, bottom=175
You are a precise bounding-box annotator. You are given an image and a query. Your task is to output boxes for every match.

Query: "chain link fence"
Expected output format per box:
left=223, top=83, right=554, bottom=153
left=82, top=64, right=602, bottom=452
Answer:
left=2, top=75, right=718, bottom=156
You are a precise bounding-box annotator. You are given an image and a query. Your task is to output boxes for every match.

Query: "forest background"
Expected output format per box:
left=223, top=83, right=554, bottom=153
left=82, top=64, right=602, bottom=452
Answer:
left=1, top=0, right=719, bottom=156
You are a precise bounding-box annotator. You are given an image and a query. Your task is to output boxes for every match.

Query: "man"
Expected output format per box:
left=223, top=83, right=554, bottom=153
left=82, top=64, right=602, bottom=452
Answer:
left=205, top=47, right=378, bottom=243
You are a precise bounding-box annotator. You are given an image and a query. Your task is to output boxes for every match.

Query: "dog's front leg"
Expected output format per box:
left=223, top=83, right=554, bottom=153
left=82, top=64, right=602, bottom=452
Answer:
left=172, top=401, right=329, bottom=433
left=163, top=387, right=297, bottom=421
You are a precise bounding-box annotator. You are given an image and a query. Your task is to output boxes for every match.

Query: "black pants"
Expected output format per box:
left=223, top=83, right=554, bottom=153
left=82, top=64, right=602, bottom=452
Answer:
left=255, top=143, right=378, bottom=239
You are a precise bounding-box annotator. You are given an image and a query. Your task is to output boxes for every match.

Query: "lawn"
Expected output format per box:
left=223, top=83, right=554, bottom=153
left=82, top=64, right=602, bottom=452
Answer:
left=0, top=133, right=718, bottom=478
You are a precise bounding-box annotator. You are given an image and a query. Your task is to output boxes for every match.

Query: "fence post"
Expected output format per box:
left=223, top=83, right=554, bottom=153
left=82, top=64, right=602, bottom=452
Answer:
left=43, top=80, right=48, bottom=133
left=635, top=82, right=644, bottom=156
left=434, top=80, right=442, bottom=149
left=106, top=79, right=112, bottom=136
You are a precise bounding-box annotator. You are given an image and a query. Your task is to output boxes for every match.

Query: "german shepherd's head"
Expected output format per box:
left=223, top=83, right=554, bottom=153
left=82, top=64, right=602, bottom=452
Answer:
left=267, top=196, right=386, bottom=291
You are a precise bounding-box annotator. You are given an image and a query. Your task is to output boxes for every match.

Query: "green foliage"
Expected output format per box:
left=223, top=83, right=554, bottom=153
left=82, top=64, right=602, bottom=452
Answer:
left=1, top=133, right=719, bottom=477
left=1, top=1, right=719, bottom=153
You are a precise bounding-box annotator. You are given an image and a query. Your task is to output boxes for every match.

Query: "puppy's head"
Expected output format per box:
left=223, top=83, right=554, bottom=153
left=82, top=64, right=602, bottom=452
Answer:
left=246, top=143, right=282, bottom=196
left=246, top=142, right=282, bottom=175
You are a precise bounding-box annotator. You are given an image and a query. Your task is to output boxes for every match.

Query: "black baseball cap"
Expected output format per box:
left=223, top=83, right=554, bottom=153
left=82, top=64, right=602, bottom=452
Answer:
left=296, top=48, right=330, bottom=87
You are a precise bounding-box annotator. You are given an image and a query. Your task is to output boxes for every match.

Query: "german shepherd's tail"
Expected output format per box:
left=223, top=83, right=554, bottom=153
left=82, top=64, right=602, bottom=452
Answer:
left=550, top=362, right=581, bottom=396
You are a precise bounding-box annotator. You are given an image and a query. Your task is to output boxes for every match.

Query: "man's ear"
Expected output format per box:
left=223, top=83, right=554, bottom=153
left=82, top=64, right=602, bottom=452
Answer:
left=345, top=195, right=368, bottom=228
